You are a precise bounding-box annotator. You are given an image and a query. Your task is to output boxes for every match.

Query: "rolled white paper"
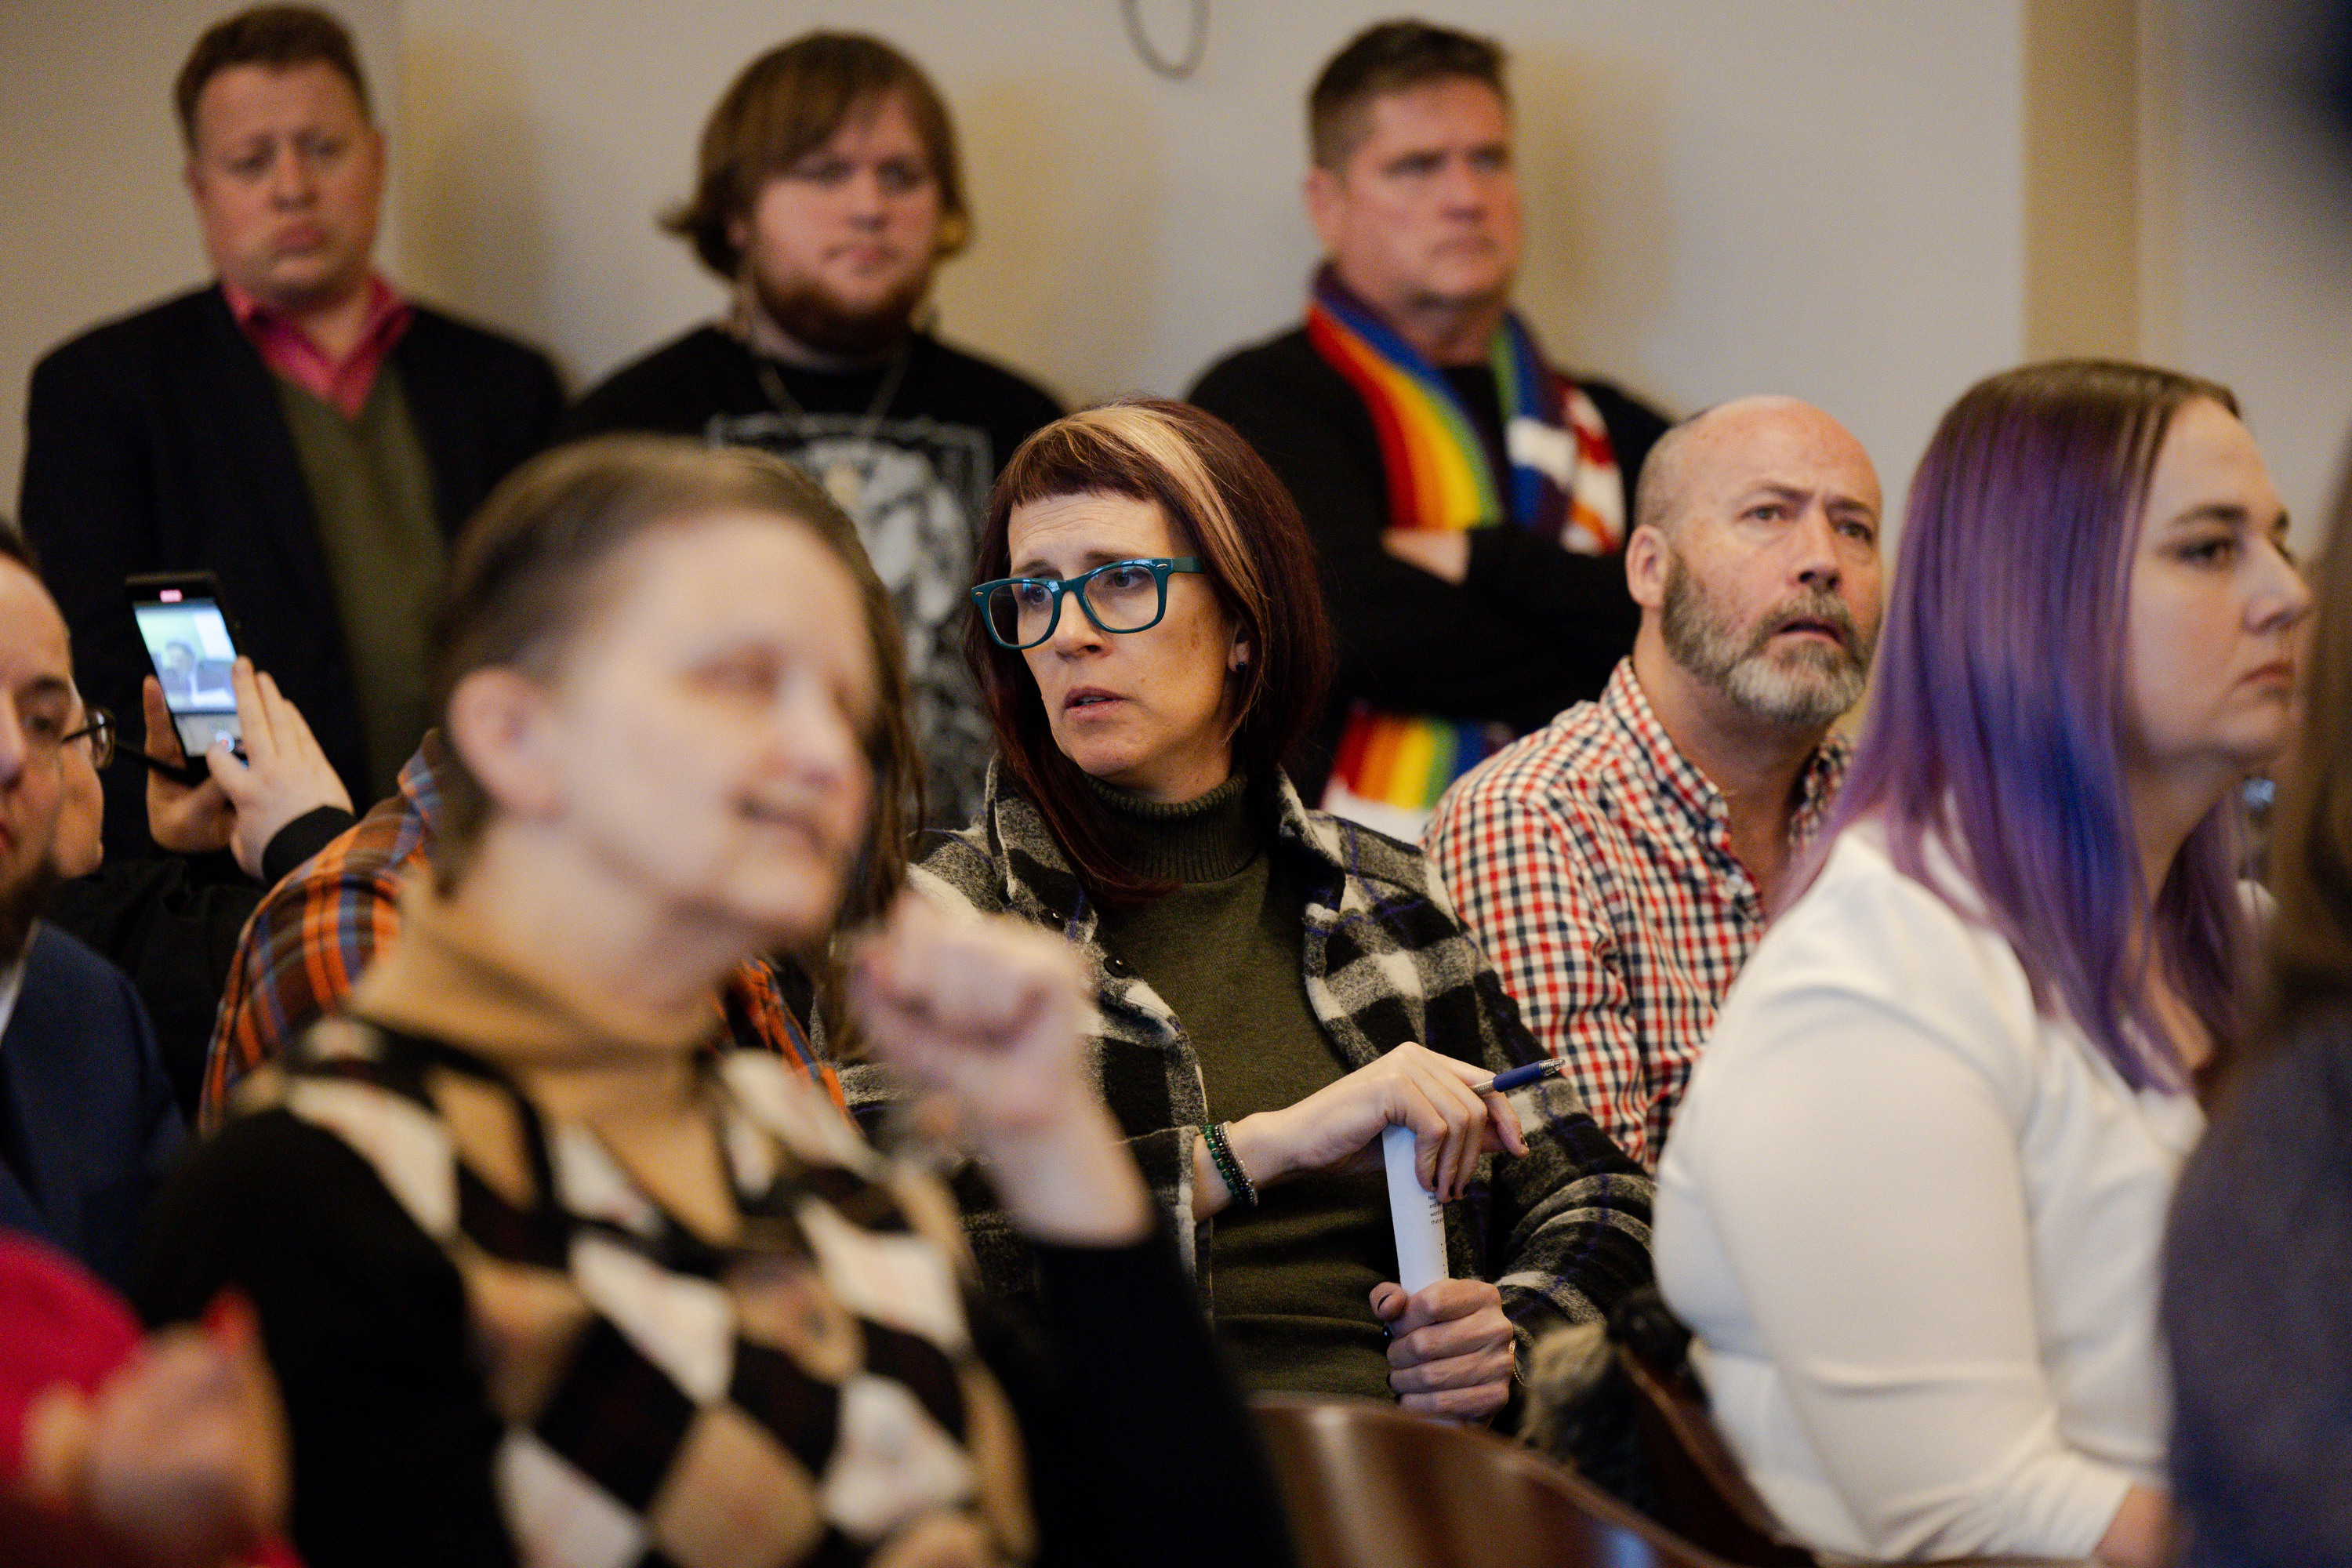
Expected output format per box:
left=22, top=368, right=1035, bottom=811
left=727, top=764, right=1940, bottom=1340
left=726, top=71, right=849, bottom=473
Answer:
left=1382, top=1123, right=1450, bottom=1294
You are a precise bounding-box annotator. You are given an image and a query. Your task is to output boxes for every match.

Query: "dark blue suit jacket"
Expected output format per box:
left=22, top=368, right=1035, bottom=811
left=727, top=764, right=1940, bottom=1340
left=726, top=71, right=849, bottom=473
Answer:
left=0, top=924, right=184, bottom=1287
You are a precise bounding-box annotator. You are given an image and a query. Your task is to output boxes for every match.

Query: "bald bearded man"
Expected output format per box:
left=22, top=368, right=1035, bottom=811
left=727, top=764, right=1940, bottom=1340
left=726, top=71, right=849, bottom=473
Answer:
left=1424, top=397, right=1886, bottom=1167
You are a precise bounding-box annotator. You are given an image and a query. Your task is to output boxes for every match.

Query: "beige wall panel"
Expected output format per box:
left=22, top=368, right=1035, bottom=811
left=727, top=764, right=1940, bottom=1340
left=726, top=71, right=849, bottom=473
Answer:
left=388, top=0, right=2030, bottom=529
left=2025, top=0, right=2140, bottom=360
left=5, top=2, right=2048, bottom=550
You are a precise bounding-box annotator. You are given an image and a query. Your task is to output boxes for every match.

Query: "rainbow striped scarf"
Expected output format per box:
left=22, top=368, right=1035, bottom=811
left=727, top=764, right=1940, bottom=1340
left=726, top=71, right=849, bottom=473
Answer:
left=1305, top=270, right=1624, bottom=837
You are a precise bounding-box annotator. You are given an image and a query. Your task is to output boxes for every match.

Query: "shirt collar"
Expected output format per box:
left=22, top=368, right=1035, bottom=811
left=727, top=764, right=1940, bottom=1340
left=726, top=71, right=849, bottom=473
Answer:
left=1790, top=731, right=1852, bottom=846
left=220, top=273, right=409, bottom=360
left=975, top=761, right=1341, bottom=928
left=1602, top=661, right=1727, bottom=836
left=0, top=946, right=24, bottom=1044
left=352, top=875, right=720, bottom=1068
left=401, top=727, right=451, bottom=833
left=1602, top=658, right=1852, bottom=848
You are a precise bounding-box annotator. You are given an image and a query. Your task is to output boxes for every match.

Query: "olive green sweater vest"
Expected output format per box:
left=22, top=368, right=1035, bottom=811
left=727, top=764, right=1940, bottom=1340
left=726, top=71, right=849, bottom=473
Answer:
left=270, top=364, right=445, bottom=800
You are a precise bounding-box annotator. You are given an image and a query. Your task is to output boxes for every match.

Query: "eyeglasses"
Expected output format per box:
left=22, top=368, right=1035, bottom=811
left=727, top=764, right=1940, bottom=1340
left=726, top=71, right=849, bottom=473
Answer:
left=972, top=557, right=1204, bottom=651
left=59, top=707, right=115, bottom=769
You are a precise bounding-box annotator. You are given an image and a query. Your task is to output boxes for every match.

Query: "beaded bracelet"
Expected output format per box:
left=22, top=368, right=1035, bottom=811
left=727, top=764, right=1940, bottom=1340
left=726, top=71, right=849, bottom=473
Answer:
left=1200, top=1121, right=1258, bottom=1209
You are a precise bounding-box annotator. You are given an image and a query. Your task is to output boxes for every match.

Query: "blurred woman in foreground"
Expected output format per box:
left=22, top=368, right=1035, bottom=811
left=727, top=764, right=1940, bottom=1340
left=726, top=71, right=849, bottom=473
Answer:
left=135, top=437, right=1290, bottom=1568
left=1656, top=362, right=2309, bottom=1562
left=2163, top=478, right=2352, bottom=1567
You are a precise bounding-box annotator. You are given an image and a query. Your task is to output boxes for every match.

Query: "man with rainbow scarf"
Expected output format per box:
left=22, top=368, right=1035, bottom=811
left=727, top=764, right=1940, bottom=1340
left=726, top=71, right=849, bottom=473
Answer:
left=1191, top=19, right=1669, bottom=840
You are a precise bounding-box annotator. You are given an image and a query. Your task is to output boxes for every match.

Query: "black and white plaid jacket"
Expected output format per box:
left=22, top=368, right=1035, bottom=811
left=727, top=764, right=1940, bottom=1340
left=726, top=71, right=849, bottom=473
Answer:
left=855, top=768, right=1654, bottom=1361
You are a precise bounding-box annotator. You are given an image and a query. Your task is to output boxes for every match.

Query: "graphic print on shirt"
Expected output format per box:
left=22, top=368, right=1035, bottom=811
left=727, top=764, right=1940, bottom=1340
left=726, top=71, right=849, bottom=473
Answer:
left=708, top=411, right=994, bottom=829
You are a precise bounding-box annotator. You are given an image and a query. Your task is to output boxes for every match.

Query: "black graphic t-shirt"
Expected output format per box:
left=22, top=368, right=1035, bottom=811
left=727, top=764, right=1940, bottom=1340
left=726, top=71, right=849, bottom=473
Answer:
left=564, top=326, right=1065, bottom=829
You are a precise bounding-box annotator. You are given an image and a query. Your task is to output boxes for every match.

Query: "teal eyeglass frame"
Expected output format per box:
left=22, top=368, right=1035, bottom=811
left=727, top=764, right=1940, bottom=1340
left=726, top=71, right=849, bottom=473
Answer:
left=971, top=557, right=1204, bottom=650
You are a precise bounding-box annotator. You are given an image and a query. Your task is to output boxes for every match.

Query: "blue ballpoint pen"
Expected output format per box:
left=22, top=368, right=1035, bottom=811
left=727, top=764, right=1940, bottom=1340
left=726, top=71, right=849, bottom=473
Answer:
left=1471, top=1059, right=1566, bottom=1096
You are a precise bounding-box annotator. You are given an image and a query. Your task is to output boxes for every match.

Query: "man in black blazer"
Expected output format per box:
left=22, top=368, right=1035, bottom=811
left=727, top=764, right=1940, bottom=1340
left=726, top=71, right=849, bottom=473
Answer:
left=16, top=5, right=561, bottom=859
left=0, top=532, right=183, bottom=1288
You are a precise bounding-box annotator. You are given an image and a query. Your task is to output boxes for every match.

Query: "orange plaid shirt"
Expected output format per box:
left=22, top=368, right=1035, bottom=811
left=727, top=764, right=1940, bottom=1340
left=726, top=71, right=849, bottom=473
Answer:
left=202, top=732, right=839, bottom=1127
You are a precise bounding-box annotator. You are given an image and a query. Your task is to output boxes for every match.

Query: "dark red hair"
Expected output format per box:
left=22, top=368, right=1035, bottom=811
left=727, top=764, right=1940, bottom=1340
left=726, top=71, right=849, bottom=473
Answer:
left=968, top=400, right=1331, bottom=907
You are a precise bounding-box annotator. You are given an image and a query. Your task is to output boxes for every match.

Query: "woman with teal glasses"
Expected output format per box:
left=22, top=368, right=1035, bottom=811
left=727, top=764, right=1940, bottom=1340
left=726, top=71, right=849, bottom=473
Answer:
left=871, top=399, right=1651, bottom=1420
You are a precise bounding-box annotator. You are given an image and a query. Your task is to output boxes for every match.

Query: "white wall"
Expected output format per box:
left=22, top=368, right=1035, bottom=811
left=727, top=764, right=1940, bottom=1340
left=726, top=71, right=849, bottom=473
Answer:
left=391, top=0, right=2027, bottom=531
left=12, top=2, right=2348, bottom=555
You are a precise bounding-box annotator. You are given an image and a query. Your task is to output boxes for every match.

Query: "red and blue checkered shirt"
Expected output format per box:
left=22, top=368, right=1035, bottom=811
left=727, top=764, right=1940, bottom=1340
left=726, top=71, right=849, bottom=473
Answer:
left=1423, top=660, right=1847, bottom=1168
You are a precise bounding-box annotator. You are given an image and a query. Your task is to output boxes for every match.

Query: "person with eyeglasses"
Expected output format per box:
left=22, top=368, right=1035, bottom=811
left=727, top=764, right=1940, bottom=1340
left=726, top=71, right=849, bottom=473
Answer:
left=135, top=437, right=1293, bottom=1568
left=0, top=681, right=298, bottom=1563
left=47, top=703, right=113, bottom=884
left=43, top=656, right=356, bottom=1120
left=895, top=399, right=1651, bottom=1421
left=5, top=683, right=301, bottom=1568
left=0, top=527, right=182, bottom=1289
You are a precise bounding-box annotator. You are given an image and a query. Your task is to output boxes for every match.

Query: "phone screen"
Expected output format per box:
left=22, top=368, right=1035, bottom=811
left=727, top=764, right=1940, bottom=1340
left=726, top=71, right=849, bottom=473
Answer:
left=132, top=591, right=241, bottom=756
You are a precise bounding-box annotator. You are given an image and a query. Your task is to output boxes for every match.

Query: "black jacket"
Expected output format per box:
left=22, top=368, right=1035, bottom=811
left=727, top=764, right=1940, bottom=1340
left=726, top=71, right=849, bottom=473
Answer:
left=16, top=285, right=562, bottom=855
left=44, top=804, right=356, bottom=1123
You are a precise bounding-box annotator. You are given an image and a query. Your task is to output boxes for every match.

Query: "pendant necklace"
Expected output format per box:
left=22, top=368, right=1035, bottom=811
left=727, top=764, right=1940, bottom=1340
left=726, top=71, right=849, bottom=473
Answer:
left=754, top=338, right=914, bottom=513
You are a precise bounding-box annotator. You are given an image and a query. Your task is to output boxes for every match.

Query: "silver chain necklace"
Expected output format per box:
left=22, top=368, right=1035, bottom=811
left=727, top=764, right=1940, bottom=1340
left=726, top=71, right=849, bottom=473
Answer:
left=753, top=336, right=915, bottom=513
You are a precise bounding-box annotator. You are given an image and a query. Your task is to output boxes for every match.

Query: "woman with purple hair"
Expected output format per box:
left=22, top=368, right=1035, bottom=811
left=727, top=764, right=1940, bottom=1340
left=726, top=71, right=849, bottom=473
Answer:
left=1651, top=361, right=2310, bottom=1563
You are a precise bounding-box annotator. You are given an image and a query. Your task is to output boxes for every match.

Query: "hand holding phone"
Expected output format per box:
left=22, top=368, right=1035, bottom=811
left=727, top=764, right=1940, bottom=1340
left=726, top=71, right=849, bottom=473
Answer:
left=141, top=659, right=354, bottom=877
left=127, top=572, right=245, bottom=761
left=125, top=693, right=212, bottom=790
left=141, top=674, right=237, bottom=855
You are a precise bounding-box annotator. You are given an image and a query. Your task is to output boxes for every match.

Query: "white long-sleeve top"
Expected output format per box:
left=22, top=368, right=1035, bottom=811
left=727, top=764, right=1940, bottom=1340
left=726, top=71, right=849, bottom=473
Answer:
left=1653, top=826, right=2204, bottom=1559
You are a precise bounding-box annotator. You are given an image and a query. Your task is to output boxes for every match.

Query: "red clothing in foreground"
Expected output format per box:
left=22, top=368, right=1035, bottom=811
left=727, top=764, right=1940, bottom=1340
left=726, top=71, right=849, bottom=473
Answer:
left=0, top=1233, right=299, bottom=1567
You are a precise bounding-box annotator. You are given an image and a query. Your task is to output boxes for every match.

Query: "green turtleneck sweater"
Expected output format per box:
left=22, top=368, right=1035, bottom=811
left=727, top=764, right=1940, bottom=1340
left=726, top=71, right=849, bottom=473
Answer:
left=1088, top=775, right=1396, bottom=1401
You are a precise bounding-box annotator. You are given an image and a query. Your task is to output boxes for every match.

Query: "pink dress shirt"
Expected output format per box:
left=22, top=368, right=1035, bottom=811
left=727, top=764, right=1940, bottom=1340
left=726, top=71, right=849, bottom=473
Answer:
left=220, top=274, right=412, bottom=419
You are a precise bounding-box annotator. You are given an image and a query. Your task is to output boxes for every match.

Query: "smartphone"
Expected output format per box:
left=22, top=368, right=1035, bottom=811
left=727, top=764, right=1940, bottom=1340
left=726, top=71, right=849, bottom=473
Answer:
left=126, top=572, right=245, bottom=763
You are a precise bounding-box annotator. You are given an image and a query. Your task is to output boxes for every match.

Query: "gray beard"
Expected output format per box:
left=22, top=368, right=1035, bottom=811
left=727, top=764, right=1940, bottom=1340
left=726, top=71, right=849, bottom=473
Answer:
left=1661, top=552, right=1871, bottom=730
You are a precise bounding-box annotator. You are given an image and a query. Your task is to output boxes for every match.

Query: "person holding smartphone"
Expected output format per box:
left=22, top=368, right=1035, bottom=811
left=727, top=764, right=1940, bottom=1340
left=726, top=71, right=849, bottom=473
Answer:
left=45, top=656, right=356, bottom=1120
left=0, top=527, right=181, bottom=1289
left=133, top=661, right=354, bottom=880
